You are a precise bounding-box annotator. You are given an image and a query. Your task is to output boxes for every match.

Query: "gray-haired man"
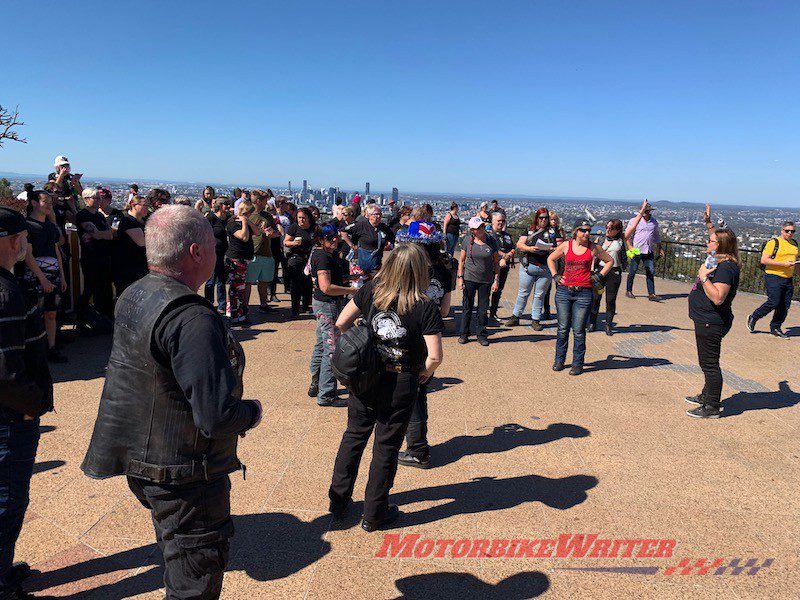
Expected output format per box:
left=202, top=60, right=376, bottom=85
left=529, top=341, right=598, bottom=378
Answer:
left=82, top=205, right=262, bottom=599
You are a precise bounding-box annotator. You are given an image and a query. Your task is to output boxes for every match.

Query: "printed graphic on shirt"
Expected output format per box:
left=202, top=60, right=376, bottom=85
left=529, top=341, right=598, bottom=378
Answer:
left=371, top=311, right=408, bottom=361
left=426, top=278, right=445, bottom=304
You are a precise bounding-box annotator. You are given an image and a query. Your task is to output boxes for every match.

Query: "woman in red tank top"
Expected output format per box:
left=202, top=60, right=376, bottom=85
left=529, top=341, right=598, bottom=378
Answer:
left=547, top=219, right=613, bottom=375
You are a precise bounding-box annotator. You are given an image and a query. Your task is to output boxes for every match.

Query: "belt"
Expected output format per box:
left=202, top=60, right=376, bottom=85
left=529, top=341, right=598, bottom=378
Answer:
left=566, top=286, right=592, bottom=293
left=384, top=363, right=416, bottom=374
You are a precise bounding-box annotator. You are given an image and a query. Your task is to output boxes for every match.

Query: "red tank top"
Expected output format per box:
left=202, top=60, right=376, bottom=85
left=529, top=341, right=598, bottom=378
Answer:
left=562, top=241, right=593, bottom=288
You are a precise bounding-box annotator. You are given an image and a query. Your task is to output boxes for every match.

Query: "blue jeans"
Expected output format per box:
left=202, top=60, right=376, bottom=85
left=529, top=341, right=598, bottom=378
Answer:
left=752, top=274, right=794, bottom=327
left=204, top=256, right=227, bottom=311
left=512, top=264, right=552, bottom=320
left=626, top=253, right=655, bottom=295
left=311, top=298, right=343, bottom=402
left=0, top=413, right=39, bottom=590
left=445, top=233, right=459, bottom=257
left=555, top=286, right=593, bottom=367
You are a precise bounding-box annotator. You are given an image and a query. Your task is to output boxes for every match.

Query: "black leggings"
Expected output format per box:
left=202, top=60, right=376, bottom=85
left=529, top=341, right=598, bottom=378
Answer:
left=461, top=280, right=490, bottom=339
left=77, top=259, right=114, bottom=319
left=589, top=268, right=622, bottom=326
left=693, top=321, right=731, bottom=408
left=330, top=371, right=418, bottom=522
left=286, top=259, right=312, bottom=315
left=490, top=266, right=510, bottom=315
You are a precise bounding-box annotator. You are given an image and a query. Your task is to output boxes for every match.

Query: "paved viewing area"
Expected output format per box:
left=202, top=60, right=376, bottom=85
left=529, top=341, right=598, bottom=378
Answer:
left=18, top=274, right=799, bottom=599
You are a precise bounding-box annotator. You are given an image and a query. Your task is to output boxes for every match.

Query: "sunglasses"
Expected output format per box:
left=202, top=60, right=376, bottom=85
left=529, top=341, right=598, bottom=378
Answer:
left=537, top=216, right=548, bottom=220
left=577, top=228, right=591, bottom=233
left=784, top=229, right=795, bottom=233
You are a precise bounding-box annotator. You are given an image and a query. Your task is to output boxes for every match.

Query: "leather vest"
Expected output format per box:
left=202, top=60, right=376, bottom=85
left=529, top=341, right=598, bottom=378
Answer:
left=81, top=274, right=245, bottom=484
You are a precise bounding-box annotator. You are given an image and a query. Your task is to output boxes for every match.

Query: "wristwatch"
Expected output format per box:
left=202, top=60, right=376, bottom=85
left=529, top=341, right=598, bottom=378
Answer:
left=700, top=276, right=709, bottom=283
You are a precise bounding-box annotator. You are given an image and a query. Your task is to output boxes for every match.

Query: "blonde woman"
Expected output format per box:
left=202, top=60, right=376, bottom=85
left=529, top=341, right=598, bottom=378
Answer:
left=329, top=244, right=444, bottom=531
left=225, top=201, right=259, bottom=324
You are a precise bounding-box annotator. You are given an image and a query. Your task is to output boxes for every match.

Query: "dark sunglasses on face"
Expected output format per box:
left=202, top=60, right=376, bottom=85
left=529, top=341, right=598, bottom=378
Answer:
left=577, top=228, right=591, bottom=233
left=784, top=229, right=795, bottom=233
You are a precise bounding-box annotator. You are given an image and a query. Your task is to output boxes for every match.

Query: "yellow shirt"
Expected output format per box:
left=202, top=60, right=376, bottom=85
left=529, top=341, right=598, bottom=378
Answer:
left=763, top=237, right=798, bottom=278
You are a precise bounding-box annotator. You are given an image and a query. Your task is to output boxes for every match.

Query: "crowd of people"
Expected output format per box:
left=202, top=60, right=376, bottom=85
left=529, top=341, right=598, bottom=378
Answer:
left=0, top=154, right=797, bottom=599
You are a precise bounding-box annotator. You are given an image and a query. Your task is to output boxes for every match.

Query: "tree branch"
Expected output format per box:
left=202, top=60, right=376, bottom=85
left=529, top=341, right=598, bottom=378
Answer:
left=0, top=105, right=27, bottom=147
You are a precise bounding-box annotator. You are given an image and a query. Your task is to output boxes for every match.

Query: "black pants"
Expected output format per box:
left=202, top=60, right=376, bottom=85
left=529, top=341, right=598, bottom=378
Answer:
left=128, top=475, right=233, bottom=600
left=404, top=381, right=429, bottom=459
left=77, top=259, right=114, bottom=319
left=286, top=259, right=312, bottom=316
left=589, top=268, right=622, bottom=327
left=329, top=371, right=418, bottom=522
left=693, top=321, right=731, bottom=409
left=271, top=249, right=288, bottom=297
left=489, top=266, right=510, bottom=316
left=461, top=280, right=490, bottom=339
left=752, top=273, right=794, bottom=327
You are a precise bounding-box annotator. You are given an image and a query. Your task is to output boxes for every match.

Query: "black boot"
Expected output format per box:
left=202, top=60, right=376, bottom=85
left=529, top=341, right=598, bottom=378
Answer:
left=308, top=373, right=319, bottom=397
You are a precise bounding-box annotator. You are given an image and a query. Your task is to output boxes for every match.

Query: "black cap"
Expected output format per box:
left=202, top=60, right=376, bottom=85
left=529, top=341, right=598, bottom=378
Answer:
left=573, top=218, right=592, bottom=230
left=0, top=208, right=27, bottom=238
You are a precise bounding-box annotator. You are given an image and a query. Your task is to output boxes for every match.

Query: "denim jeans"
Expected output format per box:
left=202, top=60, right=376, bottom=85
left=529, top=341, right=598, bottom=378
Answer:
left=627, top=253, right=655, bottom=295
left=752, top=273, right=794, bottom=326
left=512, top=263, right=552, bottom=320
left=204, top=255, right=227, bottom=311
left=311, top=298, right=343, bottom=402
left=0, top=412, right=40, bottom=591
left=554, top=286, right=593, bottom=367
left=445, top=233, right=460, bottom=257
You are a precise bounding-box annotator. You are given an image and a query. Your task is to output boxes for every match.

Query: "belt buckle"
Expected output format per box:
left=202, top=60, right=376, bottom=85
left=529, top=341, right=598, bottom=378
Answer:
left=386, top=363, right=403, bottom=373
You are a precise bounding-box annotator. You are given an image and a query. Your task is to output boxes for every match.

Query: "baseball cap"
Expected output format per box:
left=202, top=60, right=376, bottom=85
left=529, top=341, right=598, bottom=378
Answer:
left=320, top=222, right=339, bottom=239
left=573, top=218, right=593, bottom=230
left=468, top=216, right=484, bottom=229
left=54, top=155, right=70, bottom=167
left=0, top=207, right=28, bottom=238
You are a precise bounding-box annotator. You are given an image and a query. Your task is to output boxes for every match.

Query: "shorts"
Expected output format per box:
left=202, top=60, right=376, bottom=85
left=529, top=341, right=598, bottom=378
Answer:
left=245, top=256, right=275, bottom=284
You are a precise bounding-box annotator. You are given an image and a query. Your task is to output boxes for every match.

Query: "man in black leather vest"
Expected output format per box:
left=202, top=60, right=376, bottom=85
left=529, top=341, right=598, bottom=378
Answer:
left=82, top=205, right=262, bottom=599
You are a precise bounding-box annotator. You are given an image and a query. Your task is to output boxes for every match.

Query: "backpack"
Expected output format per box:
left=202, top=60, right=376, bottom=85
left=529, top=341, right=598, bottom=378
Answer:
left=758, top=238, right=795, bottom=271
left=331, top=308, right=382, bottom=403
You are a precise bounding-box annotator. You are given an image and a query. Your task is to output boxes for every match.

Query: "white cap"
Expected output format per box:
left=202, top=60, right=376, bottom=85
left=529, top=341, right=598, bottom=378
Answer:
left=54, top=155, right=70, bottom=167
left=16, top=191, right=28, bottom=202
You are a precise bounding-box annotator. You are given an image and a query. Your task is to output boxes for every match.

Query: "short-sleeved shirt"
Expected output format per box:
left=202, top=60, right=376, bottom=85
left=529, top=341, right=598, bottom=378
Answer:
left=26, top=217, right=60, bottom=259
left=346, top=220, right=396, bottom=253
left=207, top=213, right=229, bottom=256
left=113, top=214, right=148, bottom=282
left=75, top=208, right=112, bottom=262
left=225, top=218, right=254, bottom=261
left=461, top=234, right=498, bottom=283
left=627, top=217, right=661, bottom=254
left=688, top=260, right=740, bottom=327
left=601, top=237, right=625, bottom=269
left=354, top=281, right=444, bottom=371
left=491, top=230, right=514, bottom=255
left=285, top=223, right=315, bottom=260
left=762, top=237, right=798, bottom=278
left=310, top=249, right=346, bottom=302
left=250, top=211, right=276, bottom=258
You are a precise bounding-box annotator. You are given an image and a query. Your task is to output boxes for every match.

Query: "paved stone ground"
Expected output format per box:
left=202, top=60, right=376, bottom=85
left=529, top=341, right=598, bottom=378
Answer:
left=20, top=273, right=800, bottom=599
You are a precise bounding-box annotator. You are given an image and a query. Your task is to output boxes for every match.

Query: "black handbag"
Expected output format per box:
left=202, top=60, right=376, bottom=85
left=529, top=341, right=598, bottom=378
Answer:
left=331, top=312, right=382, bottom=403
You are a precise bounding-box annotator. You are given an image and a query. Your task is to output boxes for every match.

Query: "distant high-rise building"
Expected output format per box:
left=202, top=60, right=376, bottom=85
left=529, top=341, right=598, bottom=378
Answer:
left=328, top=187, right=336, bottom=205
left=302, top=180, right=308, bottom=202
left=365, top=182, right=370, bottom=200
left=380, top=193, right=385, bottom=205
left=288, top=181, right=292, bottom=195
left=391, top=187, right=399, bottom=203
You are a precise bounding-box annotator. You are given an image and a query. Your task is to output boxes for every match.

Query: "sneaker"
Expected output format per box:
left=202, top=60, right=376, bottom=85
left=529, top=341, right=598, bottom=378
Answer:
left=308, top=374, right=319, bottom=398
left=686, top=405, right=721, bottom=419
left=586, top=322, right=596, bottom=333
left=258, top=304, right=274, bottom=313
left=625, top=291, right=636, bottom=299
left=648, top=294, right=661, bottom=302
left=503, top=315, right=519, bottom=327
left=685, top=395, right=704, bottom=406
left=458, top=336, right=468, bottom=344
left=478, top=337, right=489, bottom=347
left=231, top=316, right=251, bottom=327
left=605, top=321, right=613, bottom=336
left=770, top=326, right=789, bottom=339
left=552, top=362, right=565, bottom=372
left=47, top=348, right=68, bottom=363
left=361, top=504, right=400, bottom=532
left=569, top=365, right=583, bottom=376
left=530, top=320, right=543, bottom=332
left=318, top=397, right=348, bottom=407
left=269, top=294, right=279, bottom=303
left=398, top=450, right=431, bottom=469
left=542, top=310, right=552, bottom=320
left=747, top=314, right=756, bottom=333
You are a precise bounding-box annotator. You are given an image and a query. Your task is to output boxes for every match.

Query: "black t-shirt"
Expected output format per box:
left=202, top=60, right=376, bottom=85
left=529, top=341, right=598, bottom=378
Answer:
left=354, top=281, right=444, bottom=371
left=225, top=218, right=254, bottom=261
left=491, top=230, right=514, bottom=254
left=310, top=249, right=346, bottom=302
left=688, top=260, right=740, bottom=327
left=346, top=220, right=396, bottom=253
left=285, top=223, right=315, bottom=260
left=105, top=208, right=126, bottom=228
left=52, top=200, right=72, bottom=231
left=76, top=208, right=112, bottom=261
left=207, top=213, right=229, bottom=256
left=522, top=229, right=555, bottom=267
left=113, top=214, right=148, bottom=281
left=26, top=217, right=60, bottom=259
left=426, top=262, right=452, bottom=306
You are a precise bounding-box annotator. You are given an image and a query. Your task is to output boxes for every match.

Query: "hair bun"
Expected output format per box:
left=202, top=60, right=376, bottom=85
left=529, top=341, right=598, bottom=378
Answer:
left=24, top=183, right=34, bottom=192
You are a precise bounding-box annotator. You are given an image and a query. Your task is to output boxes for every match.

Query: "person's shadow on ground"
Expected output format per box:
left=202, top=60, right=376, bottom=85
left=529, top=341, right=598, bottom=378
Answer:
left=392, top=571, right=550, bottom=599
left=390, top=474, right=598, bottom=528
left=723, top=381, right=800, bottom=418
left=425, top=377, right=463, bottom=394
left=25, top=512, right=332, bottom=599
left=432, top=423, right=590, bottom=469
left=581, top=354, right=672, bottom=373
left=611, top=323, right=687, bottom=335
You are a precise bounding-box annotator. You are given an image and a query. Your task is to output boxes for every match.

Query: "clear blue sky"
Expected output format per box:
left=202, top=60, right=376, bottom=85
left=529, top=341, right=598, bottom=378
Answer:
left=4, top=1, right=799, bottom=206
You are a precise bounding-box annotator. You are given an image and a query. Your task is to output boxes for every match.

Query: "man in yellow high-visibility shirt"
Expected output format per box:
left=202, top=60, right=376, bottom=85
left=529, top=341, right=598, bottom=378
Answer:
left=748, top=221, right=799, bottom=338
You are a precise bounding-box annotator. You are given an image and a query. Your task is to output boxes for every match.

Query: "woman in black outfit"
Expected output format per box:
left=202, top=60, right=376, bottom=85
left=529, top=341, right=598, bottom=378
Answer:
left=111, top=195, right=149, bottom=295
left=205, top=198, right=231, bottom=313
left=329, top=243, right=444, bottom=531
left=686, top=228, right=740, bottom=419
left=283, top=207, right=316, bottom=318
left=443, top=203, right=461, bottom=256
left=588, top=219, right=626, bottom=335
